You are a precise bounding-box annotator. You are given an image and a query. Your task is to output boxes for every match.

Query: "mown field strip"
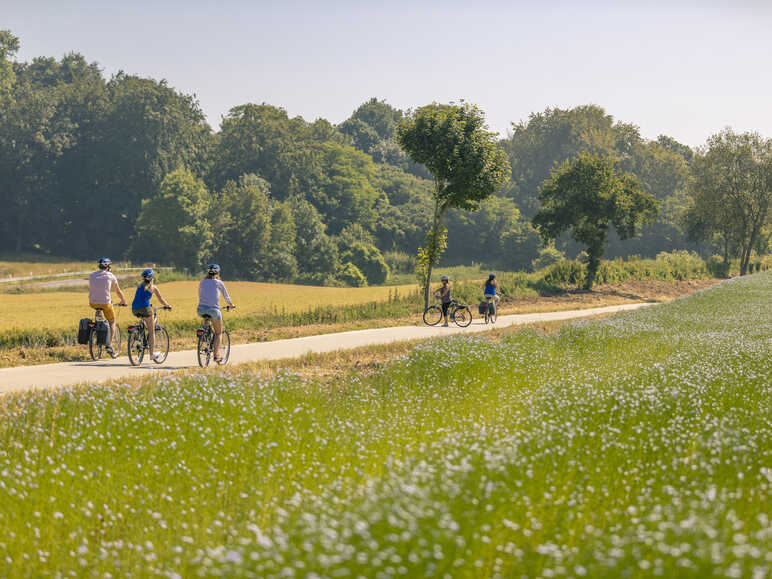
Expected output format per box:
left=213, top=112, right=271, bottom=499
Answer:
left=0, top=303, right=650, bottom=394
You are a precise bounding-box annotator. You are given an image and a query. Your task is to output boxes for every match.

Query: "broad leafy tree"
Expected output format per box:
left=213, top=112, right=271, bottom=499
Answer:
left=533, top=153, right=658, bottom=289
left=211, top=174, right=273, bottom=280
left=397, top=102, right=510, bottom=306
left=130, top=168, right=213, bottom=272
left=684, top=129, right=772, bottom=275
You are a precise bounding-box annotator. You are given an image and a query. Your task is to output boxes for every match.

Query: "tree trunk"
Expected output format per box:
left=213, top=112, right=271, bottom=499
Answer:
left=584, top=248, right=601, bottom=291
left=423, top=260, right=434, bottom=310
left=421, top=199, right=446, bottom=309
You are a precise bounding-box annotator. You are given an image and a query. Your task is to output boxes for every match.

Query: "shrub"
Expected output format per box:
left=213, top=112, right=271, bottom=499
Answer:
left=336, top=262, right=368, bottom=287
left=531, top=246, right=565, bottom=271
left=383, top=251, right=414, bottom=276
left=706, top=255, right=730, bottom=278
left=542, top=260, right=585, bottom=287
left=341, top=243, right=390, bottom=285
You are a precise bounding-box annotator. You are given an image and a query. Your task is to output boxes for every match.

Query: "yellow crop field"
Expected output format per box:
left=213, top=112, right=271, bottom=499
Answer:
left=0, top=280, right=418, bottom=332
left=0, top=259, right=97, bottom=278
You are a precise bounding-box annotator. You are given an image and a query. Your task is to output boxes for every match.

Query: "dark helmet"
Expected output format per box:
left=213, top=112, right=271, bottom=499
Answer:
left=488, top=273, right=496, bottom=280
left=207, top=263, right=221, bottom=275
left=141, top=268, right=155, bottom=281
left=98, top=257, right=112, bottom=269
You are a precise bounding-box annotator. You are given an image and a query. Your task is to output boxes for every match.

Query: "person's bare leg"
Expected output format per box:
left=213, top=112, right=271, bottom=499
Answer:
left=144, top=315, right=155, bottom=353
left=212, top=319, right=223, bottom=359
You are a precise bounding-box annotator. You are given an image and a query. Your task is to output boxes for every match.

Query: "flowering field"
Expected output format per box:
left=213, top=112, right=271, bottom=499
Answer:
left=1, top=273, right=770, bottom=577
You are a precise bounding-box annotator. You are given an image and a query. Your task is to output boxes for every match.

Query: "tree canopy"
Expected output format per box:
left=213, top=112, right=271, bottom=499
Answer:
left=1, top=30, right=767, bottom=286
left=533, top=153, right=658, bottom=289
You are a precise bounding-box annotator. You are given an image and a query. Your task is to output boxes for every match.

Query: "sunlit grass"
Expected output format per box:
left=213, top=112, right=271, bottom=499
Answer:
left=1, top=273, right=770, bottom=577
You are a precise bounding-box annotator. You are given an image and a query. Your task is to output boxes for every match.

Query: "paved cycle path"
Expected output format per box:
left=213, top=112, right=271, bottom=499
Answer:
left=0, top=303, right=653, bottom=395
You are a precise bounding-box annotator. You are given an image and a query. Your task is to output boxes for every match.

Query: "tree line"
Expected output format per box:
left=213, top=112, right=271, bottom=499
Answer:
left=1, top=30, right=770, bottom=285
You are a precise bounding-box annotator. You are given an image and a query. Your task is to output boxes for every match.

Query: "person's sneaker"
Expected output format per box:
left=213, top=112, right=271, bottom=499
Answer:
left=105, top=345, right=114, bottom=354
left=151, top=351, right=162, bottom=362
left=441, top=322, right=449, bottom=327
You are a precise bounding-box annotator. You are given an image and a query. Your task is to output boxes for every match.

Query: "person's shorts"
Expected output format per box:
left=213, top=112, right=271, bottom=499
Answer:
left=90, top=303, right=115, bottom=322
left=441, top=302, right=451, bottom=316
left=197, top=305, right=222, bottom=320
left=485, top=294, right=500, bottom=303
left=133, top=307, right=153, bottom=318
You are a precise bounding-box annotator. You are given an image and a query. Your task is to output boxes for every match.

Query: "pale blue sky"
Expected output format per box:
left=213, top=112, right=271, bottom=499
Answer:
left=4, top=0, right=771, bottom=146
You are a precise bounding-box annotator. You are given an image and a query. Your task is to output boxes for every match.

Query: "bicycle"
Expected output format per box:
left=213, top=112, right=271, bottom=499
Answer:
left=88, top=306, right=123, bottom=361
left=484, top=295, right=498, bottom=324
left=196, top=305, right=234, bottom=367
left=423, top=298, right=473, bottom=327
left=127, top=306, right=172, bottom=366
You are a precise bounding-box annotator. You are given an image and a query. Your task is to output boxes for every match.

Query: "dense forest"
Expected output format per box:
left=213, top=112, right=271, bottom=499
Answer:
left=1, top=31, right=767, bottom=284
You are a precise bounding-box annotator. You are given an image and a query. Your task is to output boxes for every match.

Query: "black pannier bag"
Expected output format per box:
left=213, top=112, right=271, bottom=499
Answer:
left=77, top=318, right=92, bottom=344
left=478, top=302, right=488, bottom=315
left=94, top=320, right=110, bottom=345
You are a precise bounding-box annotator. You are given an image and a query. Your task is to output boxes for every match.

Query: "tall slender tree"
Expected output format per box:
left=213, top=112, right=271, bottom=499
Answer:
left=397, top=102, right=510, bottom=307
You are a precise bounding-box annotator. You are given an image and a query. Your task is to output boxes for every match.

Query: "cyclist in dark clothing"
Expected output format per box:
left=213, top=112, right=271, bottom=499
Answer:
left=433, top=275, right=452, bottom=327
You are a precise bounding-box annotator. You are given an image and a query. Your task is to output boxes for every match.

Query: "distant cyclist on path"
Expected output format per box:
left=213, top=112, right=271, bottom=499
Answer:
left=197, top=264, right=235, bottom=363
left=88, top=257, right=126, bottom=354
left=484, top=273, right=500, bottom=311
left=433, top=275, right=452, bottom=327
left=131, top=269, right=172, bottom=362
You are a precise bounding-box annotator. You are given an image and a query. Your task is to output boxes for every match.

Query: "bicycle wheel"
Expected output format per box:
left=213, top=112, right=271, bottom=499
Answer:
left=128, top=330, right=144, bottom=366
left=217, top=330, right=231, bottom=365
left=88, top=329, right=102, bottom=360
left=452, top=306, right=472, bottom=328
left=197, top=330, right=211, bottom=367
left=108, top=325, right=121, bottom=359
left=423, top=305, right=443, bottom=326
left=153, top=326, right=170, bottom=364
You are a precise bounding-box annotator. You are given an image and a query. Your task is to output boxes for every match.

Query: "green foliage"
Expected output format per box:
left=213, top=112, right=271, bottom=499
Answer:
left=531, top=244, right=565, bottom=271
left=684, top=129, right=772, bottom=275
left=0, top=29, right=19, bottom=94
left=340, top=242, right=389, bottom=285
left=211, top=174, right=272, bottom=280
left=397, top=102, right=511, bottom=213
left=534, top=153, right=658, bottom=289
left=540, top=251, right=708, bottom=288
left=706, top=254, right=731, bottom=278
left=130, top=168, right=212, bottom=272
left=335, top=262, right=368, bottom=287
left=398, top=102, right=511, bottom=305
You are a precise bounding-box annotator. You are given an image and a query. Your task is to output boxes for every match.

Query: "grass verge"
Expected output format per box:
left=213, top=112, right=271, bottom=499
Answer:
left=1, top=273, right=769, bottom=577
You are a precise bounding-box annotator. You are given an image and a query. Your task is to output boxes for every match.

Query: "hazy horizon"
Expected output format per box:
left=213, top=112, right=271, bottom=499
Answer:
left=5, top=0, right=772, bottom=146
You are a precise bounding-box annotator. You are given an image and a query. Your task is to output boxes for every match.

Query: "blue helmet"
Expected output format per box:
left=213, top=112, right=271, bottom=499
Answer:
left=98, top=257, right=112, bottom=269
left=141, top=268, right=155, bottom=281
left=488, top=273, right=496, bottom=280
left=207, top=263, right=221, bottom=275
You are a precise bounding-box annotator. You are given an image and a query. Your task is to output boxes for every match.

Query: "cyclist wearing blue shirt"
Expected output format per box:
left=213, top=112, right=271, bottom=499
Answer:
left=484, top=273, right=500, bottom=316
left=132, top=269, right=172, bottom=362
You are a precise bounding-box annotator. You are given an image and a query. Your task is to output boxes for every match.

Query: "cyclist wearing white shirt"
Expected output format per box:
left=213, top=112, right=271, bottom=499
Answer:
left=88, top=257, right=127, bottom=353
left=197, top=264, right=235, bottom=363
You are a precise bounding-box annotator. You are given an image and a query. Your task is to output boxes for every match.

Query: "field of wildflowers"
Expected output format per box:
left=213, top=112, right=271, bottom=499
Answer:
left=0, top=272, right=770, bottom=577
